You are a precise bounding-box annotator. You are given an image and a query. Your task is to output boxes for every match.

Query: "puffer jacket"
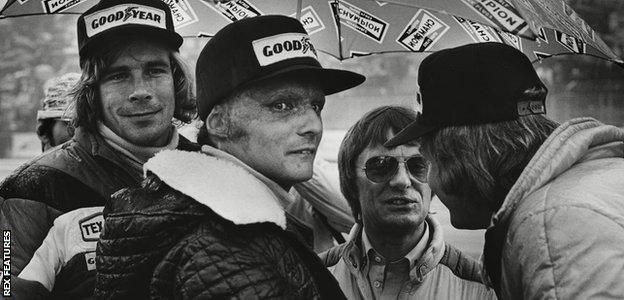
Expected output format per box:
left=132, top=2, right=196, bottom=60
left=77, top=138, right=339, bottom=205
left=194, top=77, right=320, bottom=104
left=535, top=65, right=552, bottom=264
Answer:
left=0, top=127, right=199, bottom=275
left=96, top=149, right=346, bottom=299
left=320, top=216, right=496, bottom=299
left=483, top=118, right=624, bottom=299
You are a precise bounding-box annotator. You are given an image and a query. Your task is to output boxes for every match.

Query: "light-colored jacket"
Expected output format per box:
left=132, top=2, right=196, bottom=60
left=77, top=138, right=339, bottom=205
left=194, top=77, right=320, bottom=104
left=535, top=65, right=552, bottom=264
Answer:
left=483, top=118, right=624, bottom=299
left=321, top=215, right=496, bottom=299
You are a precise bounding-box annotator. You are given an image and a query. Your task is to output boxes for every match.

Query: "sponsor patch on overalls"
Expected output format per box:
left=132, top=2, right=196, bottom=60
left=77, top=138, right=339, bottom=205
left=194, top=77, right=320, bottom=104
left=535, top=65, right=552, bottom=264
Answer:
left=79, top=212, right=104, bottom=242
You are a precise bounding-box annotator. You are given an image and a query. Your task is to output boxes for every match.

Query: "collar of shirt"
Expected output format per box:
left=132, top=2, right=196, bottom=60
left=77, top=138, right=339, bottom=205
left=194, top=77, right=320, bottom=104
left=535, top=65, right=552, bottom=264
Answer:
left=361, top=221, right=430, bottom=269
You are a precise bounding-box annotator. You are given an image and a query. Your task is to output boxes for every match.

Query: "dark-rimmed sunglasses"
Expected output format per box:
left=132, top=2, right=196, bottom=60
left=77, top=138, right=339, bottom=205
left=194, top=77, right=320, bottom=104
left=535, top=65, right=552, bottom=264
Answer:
left=362, top=155, right=429, bottom=183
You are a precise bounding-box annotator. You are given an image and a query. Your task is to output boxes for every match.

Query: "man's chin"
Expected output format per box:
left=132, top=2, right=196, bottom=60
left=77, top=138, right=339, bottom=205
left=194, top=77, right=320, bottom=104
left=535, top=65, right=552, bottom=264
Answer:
left=449, top=216, right=488, bottom=230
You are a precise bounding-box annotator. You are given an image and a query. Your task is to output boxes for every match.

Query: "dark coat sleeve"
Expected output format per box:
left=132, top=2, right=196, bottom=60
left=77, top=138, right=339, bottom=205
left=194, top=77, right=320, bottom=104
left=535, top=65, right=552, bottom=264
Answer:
left=0, top=164, right=107, bottom=212
left=0, top=197, right=62, bottom=274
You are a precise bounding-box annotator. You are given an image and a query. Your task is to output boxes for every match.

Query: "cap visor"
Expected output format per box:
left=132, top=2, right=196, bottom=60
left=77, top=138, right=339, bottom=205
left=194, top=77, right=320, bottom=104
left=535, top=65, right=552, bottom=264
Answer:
left=384, top=120, right=438, bottom=148
left=248, top=65, right=365, bottom=96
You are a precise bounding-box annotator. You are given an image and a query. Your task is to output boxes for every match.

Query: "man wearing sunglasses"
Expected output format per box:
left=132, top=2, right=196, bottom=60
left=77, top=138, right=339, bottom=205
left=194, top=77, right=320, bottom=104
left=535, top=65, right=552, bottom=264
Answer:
left=321, top=106, right=495, bottom=299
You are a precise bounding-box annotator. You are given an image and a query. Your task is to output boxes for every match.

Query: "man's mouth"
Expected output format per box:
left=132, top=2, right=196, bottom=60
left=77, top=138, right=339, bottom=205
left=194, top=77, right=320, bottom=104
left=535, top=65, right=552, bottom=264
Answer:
left=126, top=110, right=160, bottom=117
left=385, top=197, right=417, bottom=206
left=289, top=147, right=316, bottom=156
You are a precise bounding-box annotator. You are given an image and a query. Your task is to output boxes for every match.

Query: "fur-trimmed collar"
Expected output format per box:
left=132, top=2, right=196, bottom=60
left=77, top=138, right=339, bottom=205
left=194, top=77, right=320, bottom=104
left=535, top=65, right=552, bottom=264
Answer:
left=144, top=150, right=286, bottom=229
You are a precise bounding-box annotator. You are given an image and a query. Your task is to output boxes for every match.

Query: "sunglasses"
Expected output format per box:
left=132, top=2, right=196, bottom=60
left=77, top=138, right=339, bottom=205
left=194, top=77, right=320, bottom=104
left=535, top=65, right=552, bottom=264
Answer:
left=362, top=155, right=429, bottom=183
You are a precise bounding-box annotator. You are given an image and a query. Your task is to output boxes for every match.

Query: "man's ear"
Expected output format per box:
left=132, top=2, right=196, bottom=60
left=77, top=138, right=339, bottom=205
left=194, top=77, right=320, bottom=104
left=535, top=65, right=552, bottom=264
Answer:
left=206, top=105, right=229, bottom=139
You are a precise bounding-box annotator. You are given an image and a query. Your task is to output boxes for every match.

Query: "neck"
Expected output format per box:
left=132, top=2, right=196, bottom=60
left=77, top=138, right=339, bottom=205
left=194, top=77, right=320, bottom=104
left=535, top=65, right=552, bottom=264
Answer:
left=363, top=222, right=425, bottom=262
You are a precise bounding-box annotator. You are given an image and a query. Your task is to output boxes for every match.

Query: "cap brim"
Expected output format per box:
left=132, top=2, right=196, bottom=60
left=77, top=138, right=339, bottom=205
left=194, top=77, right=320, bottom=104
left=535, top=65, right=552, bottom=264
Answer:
left=247, top=64, right=365, bottom=96
left=37, top=110, right=65, bottom=120
left=384, top=120, right=439, bottom=148
left=79, top=25, right=183, bottom=58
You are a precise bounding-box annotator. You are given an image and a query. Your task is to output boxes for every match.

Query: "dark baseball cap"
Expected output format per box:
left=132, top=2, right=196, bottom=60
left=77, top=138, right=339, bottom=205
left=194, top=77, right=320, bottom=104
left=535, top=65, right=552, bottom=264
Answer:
left=385, top=42, right=547, bottom=147
left=77, top=0, right=182, bottom=59
left=196, top=15, right=366, bottom=120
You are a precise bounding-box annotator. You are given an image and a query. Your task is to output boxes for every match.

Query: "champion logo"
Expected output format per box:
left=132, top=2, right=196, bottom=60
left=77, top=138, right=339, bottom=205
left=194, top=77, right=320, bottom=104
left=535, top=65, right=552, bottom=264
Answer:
left=461, top=0, right=527, bottom=35
left=206, top=0, right=262, bottom=23
left=397, top=9, right=450, bottom=52
left=329, top=0, right=389, bottom=43
left=43, top=0, right=87, bottom=14
left=253, top=33, right=318, bottom=66
left=84, top=4, right=166, bottom=37
left=454, top=16, right=501, bottom=43
left=290, top=6, right=325, bottom=35
left=162, top=0, right=199, bottom=29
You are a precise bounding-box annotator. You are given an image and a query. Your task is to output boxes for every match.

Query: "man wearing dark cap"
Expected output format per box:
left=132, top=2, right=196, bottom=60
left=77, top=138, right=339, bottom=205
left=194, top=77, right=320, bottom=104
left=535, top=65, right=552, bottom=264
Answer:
left=386, top=42, right=624, bottom=299
left=96, top=15, right=364, bottom=298
left=0, top=0, right=198, bottom=296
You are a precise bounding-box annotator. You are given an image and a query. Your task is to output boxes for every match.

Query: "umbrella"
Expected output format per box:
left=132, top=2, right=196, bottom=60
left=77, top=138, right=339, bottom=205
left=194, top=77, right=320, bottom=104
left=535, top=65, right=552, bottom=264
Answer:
left=0, top=0, right=621, bottom=65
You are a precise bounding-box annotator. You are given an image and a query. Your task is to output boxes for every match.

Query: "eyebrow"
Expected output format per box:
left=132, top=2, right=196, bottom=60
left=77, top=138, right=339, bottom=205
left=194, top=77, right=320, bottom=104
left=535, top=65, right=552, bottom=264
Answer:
left=103, top=59, right=171, bottom=76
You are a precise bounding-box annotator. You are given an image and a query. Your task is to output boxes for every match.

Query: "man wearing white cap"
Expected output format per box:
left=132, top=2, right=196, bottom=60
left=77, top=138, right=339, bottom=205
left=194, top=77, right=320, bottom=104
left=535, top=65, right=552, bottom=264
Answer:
left=35, top=73, right=80, bottom=152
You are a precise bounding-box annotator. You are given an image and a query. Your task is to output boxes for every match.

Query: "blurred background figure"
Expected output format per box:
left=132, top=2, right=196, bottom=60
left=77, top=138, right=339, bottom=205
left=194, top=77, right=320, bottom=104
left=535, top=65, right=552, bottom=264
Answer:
left=35, top=73, right=80, bottom=152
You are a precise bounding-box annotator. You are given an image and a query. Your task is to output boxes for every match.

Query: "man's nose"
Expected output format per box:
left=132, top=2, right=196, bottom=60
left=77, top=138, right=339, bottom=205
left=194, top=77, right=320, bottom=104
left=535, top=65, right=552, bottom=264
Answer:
left=297, top=106, right=323, bottom=138
left=129, top=76, right=153, bottom=102
left=389, top=162, right=411, bottom=189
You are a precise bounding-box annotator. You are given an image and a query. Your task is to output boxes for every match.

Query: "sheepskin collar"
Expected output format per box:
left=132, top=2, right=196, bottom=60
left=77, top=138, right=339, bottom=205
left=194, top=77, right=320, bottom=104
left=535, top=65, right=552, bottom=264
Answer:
left=143, top=149, right=287, bottom=229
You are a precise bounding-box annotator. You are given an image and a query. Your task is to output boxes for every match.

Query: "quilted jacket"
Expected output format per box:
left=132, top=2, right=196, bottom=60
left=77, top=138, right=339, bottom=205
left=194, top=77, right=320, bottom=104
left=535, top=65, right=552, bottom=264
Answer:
left=483, top=118, right=624, bottom=299
left=96, top=149, right=346, bottom=299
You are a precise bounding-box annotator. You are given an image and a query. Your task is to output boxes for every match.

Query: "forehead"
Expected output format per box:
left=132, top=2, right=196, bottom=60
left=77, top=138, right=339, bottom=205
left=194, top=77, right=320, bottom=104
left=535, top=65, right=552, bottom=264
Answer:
left=109, top=41, right=170, bottom=67
left=357, top=143, right=422, bottom=166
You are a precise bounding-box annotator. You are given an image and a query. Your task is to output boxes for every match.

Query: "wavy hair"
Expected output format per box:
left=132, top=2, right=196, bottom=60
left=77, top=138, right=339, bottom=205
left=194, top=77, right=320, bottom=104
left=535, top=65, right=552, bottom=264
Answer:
left=419, top=87, right=559, bottom=212
left=72, top=37, right=195, bottom=133
left=338, top=105, right=419, bottom=222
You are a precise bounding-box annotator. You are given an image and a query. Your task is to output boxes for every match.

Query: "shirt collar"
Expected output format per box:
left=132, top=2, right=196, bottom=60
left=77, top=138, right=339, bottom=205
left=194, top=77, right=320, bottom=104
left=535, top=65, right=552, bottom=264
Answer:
left=361, top=221, right=430, bottom=268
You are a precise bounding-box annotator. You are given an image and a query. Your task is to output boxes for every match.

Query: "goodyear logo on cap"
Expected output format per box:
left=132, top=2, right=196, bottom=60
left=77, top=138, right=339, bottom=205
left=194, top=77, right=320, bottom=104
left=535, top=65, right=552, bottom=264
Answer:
left=84, top=4, right=166, bottom=37
left=252, top=33, right=318, bottom=66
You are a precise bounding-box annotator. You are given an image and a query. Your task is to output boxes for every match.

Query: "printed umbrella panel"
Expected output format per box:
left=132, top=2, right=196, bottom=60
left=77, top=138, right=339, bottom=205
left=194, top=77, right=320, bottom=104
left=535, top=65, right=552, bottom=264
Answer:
left=0, top=0, right=620, bottom=65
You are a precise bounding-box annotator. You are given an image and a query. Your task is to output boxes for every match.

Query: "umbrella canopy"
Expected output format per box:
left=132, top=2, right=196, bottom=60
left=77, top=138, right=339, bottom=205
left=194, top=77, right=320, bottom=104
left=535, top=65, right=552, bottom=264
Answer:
left=0, top=0, right=621, bottom=65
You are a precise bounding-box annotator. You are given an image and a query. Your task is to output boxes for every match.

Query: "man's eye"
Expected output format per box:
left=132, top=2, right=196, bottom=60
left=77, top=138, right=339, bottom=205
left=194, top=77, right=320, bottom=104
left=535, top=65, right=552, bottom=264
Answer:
left=106, top=73, right=128, bottom=81
left=149, top=68, right=169, bottom=76
left=272, top=102, right=293, bottom=111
